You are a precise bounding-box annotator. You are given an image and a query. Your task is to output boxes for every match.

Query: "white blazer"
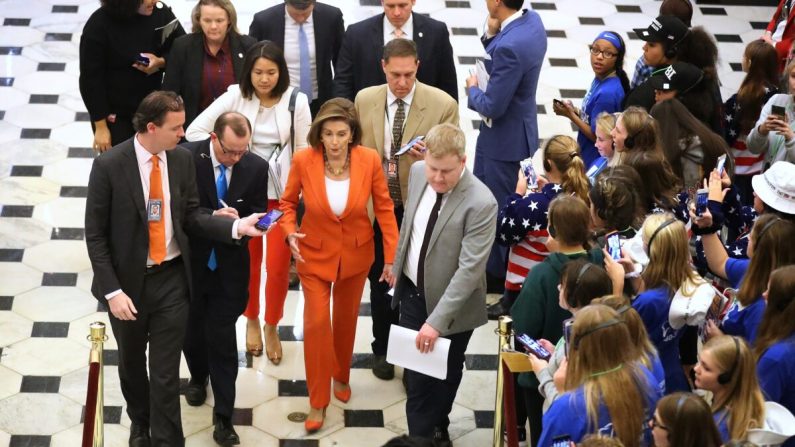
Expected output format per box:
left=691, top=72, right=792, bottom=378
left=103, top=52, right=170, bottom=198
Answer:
left=186, top=84, right=312, bottom=199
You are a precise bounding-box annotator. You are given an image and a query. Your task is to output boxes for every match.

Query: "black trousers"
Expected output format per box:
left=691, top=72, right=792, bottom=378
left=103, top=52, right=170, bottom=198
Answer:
left=108, top=258, right=189, bottom=447
left=368, top=205, right=404, bottom=356
left=398, top=277, right=473, bottom=438
left=183, top=268, right=248, bottom=418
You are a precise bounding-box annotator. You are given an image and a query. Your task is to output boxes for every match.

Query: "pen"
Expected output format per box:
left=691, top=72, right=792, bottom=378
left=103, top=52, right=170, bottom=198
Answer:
left=219, top=199, right=229, bottom=208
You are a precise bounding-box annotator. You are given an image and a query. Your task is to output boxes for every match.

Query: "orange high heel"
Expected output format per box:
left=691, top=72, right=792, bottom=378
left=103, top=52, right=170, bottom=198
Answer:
left=333, top=381, right=351, bottom=403
left=305, top=407, right=326, bottom=433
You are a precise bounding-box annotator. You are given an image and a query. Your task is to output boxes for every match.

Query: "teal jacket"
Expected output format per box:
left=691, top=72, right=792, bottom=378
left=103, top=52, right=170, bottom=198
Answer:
left=510, top=248, right=605, bottom=388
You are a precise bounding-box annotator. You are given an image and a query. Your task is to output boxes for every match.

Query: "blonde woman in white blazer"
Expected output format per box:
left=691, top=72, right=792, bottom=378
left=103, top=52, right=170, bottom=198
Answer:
left=186, top=41, right=311, bottom=364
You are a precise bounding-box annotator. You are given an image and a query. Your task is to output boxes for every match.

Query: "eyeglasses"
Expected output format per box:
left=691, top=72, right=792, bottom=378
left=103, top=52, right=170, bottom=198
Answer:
left=649, top=417, right=668, bottom=431
left=589, top=46, right=618, bottom=59
left=217, top=138, right=250, bottom=158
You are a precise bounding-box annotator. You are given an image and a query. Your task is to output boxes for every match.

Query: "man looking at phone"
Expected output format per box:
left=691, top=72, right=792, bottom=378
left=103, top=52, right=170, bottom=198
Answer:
left=179, top=112, right=268, bottom=445
left=85, top=92, right=267, bottom=446
left=355, top=38, right=459, bottom=381
left=465, top=0, right=547, bottom=292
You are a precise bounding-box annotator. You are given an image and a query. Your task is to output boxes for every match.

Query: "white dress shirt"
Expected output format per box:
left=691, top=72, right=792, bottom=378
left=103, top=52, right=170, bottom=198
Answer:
left=325, top=176, right=350, bottom=217
left=383, top=83, right=416, bottom=159
left=209, top=140, right=233, bottom=187
left=403, top=184, right=449, bottom=286
left=284, top=10, right=318, bottom=100
left=383, top=13, right=413, bottom=42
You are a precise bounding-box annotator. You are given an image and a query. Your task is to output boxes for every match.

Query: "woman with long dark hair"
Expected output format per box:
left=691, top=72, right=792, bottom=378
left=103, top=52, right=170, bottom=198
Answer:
left=723, top=40, right=779, bottom=205
left=553, top=31, right=628, bottom=167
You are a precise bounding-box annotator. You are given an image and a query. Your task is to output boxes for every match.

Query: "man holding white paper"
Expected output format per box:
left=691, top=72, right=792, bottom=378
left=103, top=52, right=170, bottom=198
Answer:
left=356, top=38, right=459, bottom=382
left=388, top=123, right=497, bottom=445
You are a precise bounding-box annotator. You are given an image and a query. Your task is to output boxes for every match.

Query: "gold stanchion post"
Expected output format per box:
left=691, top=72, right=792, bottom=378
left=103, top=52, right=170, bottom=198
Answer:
left=493, top=316, right=513, bottom=447
left=88, top=322, right=107, bottom=447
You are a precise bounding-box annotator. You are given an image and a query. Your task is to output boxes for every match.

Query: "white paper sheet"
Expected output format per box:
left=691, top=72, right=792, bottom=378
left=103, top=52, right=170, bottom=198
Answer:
left=386, top=324, right=450, bottom=380
left=474, top=60, right=492, bottom=128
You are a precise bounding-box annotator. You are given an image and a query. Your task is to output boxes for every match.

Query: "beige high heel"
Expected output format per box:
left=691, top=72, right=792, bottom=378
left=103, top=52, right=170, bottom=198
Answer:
left=245, top=318, right=263, bottom=357
left=263, top=324, right=282, bottom=365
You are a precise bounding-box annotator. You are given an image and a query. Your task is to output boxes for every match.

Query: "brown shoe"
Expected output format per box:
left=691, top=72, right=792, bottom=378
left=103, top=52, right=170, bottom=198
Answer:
left=246, top=318, right=263, bottom=357
left=264, top=324, right=282, bottom=365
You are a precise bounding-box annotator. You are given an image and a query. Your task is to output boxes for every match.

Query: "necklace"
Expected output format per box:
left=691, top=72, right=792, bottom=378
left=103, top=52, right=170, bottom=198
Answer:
left=323, top=148, right=350, bottom=176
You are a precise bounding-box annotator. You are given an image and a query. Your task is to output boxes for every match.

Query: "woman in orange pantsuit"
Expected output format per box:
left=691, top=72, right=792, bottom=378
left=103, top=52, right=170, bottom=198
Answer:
left=279, top=98, right=399, bottom=433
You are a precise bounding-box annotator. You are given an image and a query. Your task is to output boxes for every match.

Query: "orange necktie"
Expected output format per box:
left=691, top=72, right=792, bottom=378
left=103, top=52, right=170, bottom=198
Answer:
left=149, top=155, right=166, bottom=264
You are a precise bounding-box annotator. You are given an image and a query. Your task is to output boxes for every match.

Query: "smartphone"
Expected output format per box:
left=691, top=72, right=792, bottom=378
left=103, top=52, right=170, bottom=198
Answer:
left=552, top=435, right=573, bottom=447
left=135, top=54, right=150, bottom=66
left=395, top=135, right=424, bottom=157
left=553, top=98, right=565, bottom=107
left=562, top=319, right=574, bottom=358
left=519, top=157, right=538, bottom=191
left=254, top=209, right=283, bottom=231
left=606, top=231, right=622, bottom=261
left=516, top=333, right=551, bottom=360
left=695, top=188, right=708, bottom=217
left=716, top=154, right=727, bottom=176
left=772, top=104, right=786, bottom=118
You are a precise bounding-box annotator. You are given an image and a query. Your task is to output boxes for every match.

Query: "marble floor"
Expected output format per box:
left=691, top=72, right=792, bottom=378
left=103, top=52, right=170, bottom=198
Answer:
left=0, top=0, right=777, bottom=445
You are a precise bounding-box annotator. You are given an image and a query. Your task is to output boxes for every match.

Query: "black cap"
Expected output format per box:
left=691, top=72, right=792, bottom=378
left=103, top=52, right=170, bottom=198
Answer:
left=633, top=15, right=689, bottom=45
left=649, top=62, right=703, bottom=93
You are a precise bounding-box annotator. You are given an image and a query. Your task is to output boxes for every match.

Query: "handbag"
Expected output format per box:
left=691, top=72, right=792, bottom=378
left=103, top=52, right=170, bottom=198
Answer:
left=267, top=88, right=300, bottom=198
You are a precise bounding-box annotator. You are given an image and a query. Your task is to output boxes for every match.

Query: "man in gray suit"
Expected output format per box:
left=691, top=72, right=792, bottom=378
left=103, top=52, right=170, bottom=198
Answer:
left=388, top=123, right=498, bottom=445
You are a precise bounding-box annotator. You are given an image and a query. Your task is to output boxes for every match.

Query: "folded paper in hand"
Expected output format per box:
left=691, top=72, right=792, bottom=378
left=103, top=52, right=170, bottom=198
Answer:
left=386, top=324, right=450, bottom=380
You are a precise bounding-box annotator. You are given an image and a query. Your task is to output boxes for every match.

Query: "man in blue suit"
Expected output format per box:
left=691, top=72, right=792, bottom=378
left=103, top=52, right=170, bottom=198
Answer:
left=466, top=0, right=546, bottom=292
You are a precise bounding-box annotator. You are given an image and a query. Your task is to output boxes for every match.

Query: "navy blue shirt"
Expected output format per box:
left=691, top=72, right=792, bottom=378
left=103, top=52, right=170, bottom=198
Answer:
left=578, top=76, right=624, bottom=167
left=722, top=258, right=765, bottom=343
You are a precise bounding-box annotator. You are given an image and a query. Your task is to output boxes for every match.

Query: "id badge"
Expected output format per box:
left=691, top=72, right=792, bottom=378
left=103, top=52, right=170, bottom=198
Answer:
left=147, top=199, right=163, bottom=222
left=387, top=159, right=398, bottom=179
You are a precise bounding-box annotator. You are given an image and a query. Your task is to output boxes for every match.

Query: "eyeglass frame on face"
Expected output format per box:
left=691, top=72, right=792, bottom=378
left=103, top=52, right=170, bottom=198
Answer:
left=213, top=133, right=251, bottom=158
left=589, top=45, right=618, bottom=59
left=648, top=415, right=668, bottom=431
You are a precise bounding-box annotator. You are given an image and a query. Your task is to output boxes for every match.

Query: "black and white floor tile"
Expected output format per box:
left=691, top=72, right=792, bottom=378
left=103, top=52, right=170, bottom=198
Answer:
left=0, top=0, right=775, bottom=445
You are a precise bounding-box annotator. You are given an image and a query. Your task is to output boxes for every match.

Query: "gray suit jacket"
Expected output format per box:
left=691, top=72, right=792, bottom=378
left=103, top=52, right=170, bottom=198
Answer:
left=391, top=162, right=498, bottom=335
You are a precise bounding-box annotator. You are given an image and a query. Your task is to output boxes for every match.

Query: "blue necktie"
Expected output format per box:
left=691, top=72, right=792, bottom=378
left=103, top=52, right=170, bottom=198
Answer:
left=298, top=23, right=312, bottom=99
left=208, top=164, right=227, bottom=271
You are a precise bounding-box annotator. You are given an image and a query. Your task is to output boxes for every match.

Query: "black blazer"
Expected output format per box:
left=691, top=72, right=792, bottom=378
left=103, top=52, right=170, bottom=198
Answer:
left=248, top=2, right=344, bottom=107
left=333, top=12, right=458, bottom=102
left=85, top=139, right=236, bottom=305
left=181, top=139, right=269, bottom=299
left=162, top=33, right=256, bottom=129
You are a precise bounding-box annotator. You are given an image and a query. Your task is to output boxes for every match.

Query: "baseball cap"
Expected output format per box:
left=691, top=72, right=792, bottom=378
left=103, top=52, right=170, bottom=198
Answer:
left=633, top=15, right=689, bottom=45
left=649, top=62, right=703, bottom=93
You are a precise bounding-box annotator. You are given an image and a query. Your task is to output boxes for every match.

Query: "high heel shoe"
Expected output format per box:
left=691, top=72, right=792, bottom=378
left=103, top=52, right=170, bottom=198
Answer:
left=245, top=318, right=263, bottom=357
left=305, top=406, right=326, bottom=433
left=263, top=324, right=282, bottom=365
left=333, top=381, right=351, bottom=403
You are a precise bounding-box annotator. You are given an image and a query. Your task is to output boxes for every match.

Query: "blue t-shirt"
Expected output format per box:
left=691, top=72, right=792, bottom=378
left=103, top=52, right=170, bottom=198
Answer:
left=632, top=286, right=689, bottom=393
left=722, top=258, right=765, bottom=343
left=538, top=367, right=660, bottom=447
left=757, top=334, right=795, bottom=416
left=714, top=408, right=730, bottom=443
left=578, top=76, right=624, bottom=168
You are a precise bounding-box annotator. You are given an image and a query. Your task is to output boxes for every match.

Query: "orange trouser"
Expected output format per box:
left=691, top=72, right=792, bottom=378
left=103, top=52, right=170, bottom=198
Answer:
left=300, top=271, right=368, bottom=409
left=243, top=200, right=290, bottom=325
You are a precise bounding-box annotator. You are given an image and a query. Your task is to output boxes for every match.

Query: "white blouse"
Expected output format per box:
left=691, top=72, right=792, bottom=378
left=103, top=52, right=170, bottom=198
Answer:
left=325, top=176, right=350, bottom=217
left=253, top=104, right=281, bottom=199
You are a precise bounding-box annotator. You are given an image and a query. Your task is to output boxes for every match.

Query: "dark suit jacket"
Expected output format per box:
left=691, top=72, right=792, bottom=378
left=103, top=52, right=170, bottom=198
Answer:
left=85, top=138, right=236, bottom=305
left=333, top=12, right=458, bottom=102
left=162, top=32, right=256, bottom=129
left=181, top=139, right=269, bottom=299
left=248, top=2, right=344, bottom=107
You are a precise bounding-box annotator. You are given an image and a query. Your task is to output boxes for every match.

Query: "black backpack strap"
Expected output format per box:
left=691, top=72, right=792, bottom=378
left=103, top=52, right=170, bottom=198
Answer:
left=289, top=88, right=299, bottom=155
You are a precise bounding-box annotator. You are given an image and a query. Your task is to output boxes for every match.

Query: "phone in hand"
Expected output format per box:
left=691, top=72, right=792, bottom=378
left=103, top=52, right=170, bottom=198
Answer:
left=255, top=209, right=283, bottom=231
left=520, top=157, right=538, bottom=192
left=562, top=319, right=573, bottom=358
left=135, top=54, right=150, bottom=66
left=695, top=188, right=708, bottom=217
left=606, top=231, right=622, bottom=261
left=552, top=435, right=573, bottom=447
left=553, top=98, right=565, bottom=107
left=771, top=104, right=786, bottom=118
left=516, top=333, right=551, bottom=360
left=716, top=154, right=727, bottom=176
left=395, top=135, right=424, bottom=157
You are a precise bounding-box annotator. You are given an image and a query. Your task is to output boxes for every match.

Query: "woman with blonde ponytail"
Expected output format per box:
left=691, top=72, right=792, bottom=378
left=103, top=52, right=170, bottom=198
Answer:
left=538, top=304, right=660, bottom=447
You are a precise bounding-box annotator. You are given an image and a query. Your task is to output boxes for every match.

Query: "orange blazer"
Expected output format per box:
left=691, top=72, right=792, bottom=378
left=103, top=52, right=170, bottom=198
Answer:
left=280, top=145, right=399, bottom=282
